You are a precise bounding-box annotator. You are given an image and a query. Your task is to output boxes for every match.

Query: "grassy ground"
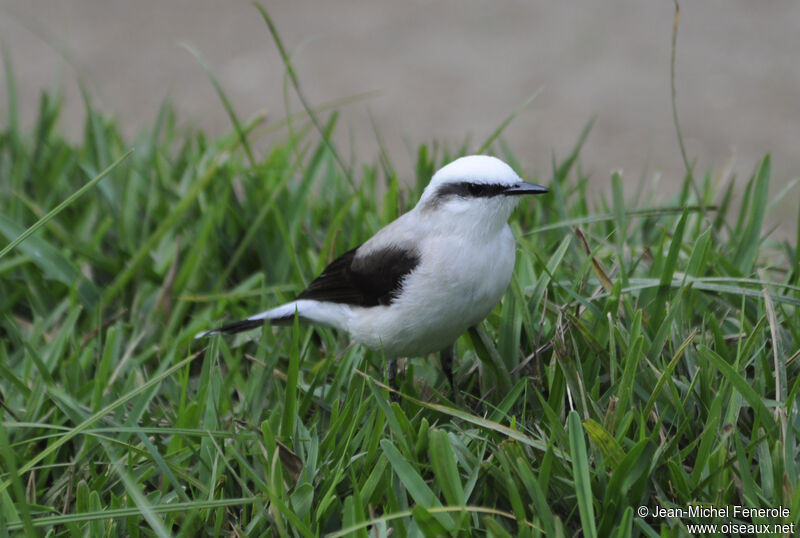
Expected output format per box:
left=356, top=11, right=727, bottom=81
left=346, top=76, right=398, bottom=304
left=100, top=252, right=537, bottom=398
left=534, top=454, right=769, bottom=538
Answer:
left=2, top=48, right=800, bottom=537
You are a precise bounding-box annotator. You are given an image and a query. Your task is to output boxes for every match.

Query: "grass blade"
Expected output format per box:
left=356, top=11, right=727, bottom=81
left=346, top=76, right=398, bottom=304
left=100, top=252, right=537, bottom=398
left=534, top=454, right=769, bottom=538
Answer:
left=0, top=351, right=199, bottom=495
left=568, top=410, right=597, bottom=538
left=380, top=439, right=455, bottom=530
left=0, top=149, right=132, bottom=261
left=735, top=155, right=771, bottom=274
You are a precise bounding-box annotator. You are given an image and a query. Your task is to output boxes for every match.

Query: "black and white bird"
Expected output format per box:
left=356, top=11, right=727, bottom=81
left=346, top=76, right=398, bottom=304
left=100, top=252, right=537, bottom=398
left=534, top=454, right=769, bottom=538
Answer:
left=198, top=155, right=547, bottom=395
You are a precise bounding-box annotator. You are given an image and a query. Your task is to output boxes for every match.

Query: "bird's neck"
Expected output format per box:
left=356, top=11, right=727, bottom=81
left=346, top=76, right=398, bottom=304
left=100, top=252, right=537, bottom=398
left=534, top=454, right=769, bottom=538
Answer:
left=417, top=207, right=512, bottom=242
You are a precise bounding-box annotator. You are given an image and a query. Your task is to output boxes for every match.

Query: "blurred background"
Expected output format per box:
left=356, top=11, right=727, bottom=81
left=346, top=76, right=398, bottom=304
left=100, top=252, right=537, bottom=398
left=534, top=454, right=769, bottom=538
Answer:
left=1, top=1, right=798, bottom=219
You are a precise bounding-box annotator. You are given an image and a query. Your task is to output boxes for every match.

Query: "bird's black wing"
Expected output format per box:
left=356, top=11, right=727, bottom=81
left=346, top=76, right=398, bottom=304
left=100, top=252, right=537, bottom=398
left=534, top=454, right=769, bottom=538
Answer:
left=297, top=245, right=420, bottom=307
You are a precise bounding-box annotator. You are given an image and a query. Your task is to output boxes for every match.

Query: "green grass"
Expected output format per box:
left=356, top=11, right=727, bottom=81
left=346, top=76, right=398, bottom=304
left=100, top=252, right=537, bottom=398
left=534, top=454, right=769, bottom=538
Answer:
left=2, top=45, right=800, bottom=538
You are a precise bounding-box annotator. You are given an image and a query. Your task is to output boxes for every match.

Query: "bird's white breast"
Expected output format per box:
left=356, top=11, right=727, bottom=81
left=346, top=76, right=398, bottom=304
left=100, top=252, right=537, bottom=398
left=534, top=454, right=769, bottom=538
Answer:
left=347, top=222, right=517, bottom=357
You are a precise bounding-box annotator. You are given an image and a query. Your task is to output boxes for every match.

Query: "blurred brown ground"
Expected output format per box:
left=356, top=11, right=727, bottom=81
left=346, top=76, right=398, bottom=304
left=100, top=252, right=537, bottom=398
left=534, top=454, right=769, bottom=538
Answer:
left=1, top=1, right=798, bottom=227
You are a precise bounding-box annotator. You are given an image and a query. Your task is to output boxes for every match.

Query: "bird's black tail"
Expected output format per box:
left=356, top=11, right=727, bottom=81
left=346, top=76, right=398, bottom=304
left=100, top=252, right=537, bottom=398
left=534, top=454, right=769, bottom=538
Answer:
left=195, top=318, right=266, bottom=339
left=196, top=308, right=301, bottom=339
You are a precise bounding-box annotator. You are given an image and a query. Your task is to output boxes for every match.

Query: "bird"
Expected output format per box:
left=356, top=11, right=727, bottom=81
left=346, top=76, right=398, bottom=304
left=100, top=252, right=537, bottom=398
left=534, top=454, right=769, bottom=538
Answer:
left=197, top=155, right=548, bottom=398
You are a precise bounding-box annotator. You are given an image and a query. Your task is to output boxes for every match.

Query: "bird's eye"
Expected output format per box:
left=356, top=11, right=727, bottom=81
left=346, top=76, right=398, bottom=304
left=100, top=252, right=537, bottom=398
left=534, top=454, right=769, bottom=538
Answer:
left=466, top=183, right=483, bottom=196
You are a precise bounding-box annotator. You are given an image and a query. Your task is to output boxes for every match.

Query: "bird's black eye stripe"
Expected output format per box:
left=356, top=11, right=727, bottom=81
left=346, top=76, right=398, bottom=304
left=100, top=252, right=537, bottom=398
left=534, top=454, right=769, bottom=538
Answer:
left=436, top=182, right=508, bottom=199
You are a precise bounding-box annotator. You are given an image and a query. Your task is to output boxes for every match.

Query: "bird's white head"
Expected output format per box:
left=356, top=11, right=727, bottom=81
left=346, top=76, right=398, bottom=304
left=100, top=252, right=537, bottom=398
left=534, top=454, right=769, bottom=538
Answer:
left=416, top=155, right=547, bottom=235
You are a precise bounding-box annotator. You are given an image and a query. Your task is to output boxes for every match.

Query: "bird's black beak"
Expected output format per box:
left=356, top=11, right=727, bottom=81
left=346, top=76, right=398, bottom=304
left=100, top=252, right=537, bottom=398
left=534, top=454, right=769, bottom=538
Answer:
left=504, top=182, right=549, bottom=195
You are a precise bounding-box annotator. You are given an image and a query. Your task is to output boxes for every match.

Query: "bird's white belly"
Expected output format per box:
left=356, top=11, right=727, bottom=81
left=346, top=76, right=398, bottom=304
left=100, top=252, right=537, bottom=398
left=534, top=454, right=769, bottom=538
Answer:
left=348, top=226, right=516, bottom=357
